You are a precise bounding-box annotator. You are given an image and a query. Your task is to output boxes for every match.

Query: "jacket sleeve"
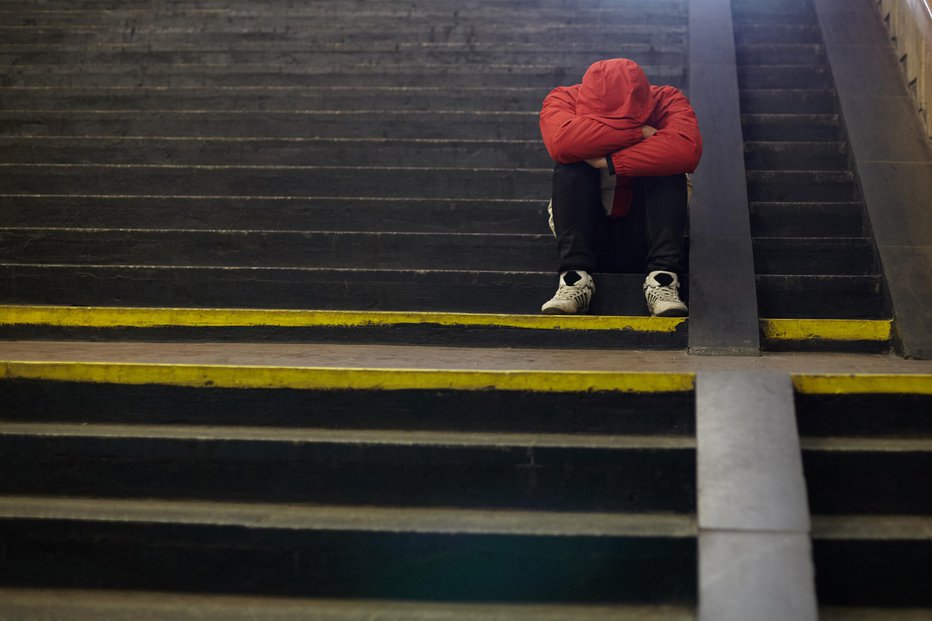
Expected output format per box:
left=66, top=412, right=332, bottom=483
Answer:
left=609, top=86, right=702, bottom=177
left=539, top=86, right=644, bottom=163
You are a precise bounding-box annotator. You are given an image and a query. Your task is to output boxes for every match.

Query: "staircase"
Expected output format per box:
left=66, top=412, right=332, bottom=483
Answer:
left=0, top=0, right=690, bottom=348
left=0, top=365, right=698, bottom=618
left=731, top=0, right=893, bottom=352
left=795, top=375, right=932, bottom=616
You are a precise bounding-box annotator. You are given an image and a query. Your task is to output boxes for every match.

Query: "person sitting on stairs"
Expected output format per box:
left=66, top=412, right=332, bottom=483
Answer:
left=539, top=58, right=703, bottom=316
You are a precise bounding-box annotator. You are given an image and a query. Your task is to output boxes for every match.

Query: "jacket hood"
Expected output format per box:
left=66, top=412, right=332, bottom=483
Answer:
left=575, top=58, right=651, bottom=129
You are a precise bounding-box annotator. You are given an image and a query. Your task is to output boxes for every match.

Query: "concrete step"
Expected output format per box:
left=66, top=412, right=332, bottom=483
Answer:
left=736, top=44, right=823, bottom=65
left=0, top=423, right=694, bottom=512
left=0, top=110, right=543, bottom=140
left=0, top=374, right=696, bottom=435
left=746, top=171, right=858, bottom=202
left=0, top=24, right=687, bottom=46
left=0, top=196, right=551, bottom=235
left=0, top=63, right=687, bottom=89
left=0, top=164, right=550, bottom=201
left=744, top=141, right=849, bottom=171
left=738, top=64, right=831, bottom=89
left=749, top=202, right=864, bottom=237
left=753, top=237, right=877, bottom=276
left=0, top=46, right=687, bottom=68
left=0, top=86, right=555, bottom=113
left=0, top=136, right=552, bottom=168
left=796, top=377, right=932, bottom=609
left=0, top=228, right=559, bottom=272
left=0, top=265, right=672, bottom=315
left=739, top=88, right=835, bottom=114
left=741, top=113, right=842, bottom=141
left=733, top=24, right=821, bottom=45
left=756, top=275, right=886, bottom=319
left=0, top=495, right=697, bottom=603
left=0, top=587, right=696, bottom=621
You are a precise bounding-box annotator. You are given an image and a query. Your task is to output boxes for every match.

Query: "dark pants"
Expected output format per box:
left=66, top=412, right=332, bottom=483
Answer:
left=551, top=161, right=687, bottom=275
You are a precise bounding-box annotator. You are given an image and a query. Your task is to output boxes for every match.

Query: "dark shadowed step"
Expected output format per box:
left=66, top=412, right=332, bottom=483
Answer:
left=0, top=64, right=689, bottom=90
left=0, top=165, right=550, bottom=199
left=733, top=24, right=820, bottom=44
left=737, top=65, right=830, bottom=89
left=0, top=46, right=688, bottom=68
left=0, top=87, right=556, bottom=113
left=746, top=171, right=858, bottom=202
left=740, top=114, right=842, bottom=141
left=0, top=265, right=672, bottom=315
left=739, top=88, right=834, bottom=114
left=756, top=275, right=885, bottom=319
left=0, top=196, right=551, bottom=234
left=736, top=43, right=823, bottom=65
left=0, top=229, right=559, bottom=271
left=0, top=499, right=697, bottom=603
left=0, top=587, right=697, bottom=621
left=0, top=110, right=543, bottom=140
left=749, top=202, right=864, bottom=237
left=752, top=237, right=876, bottom=275
left=744, top=141, right=849, bottom=171
left=0, top=136, right=552, bottom=168
left=0, top=424, right=694, bottom=512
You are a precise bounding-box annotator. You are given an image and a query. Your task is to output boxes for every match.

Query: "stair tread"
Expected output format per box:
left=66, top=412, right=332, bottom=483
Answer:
left=0, top=494, right=697, bottom=536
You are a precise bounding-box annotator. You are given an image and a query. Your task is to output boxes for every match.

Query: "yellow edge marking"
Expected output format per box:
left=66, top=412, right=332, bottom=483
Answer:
left=0, top=361, right=695, bottom=393
left=761, top=318, right=892, bottom=342
left=0, top=305, right=684, bottom=333
left=793, top=374, right=932, bottom=395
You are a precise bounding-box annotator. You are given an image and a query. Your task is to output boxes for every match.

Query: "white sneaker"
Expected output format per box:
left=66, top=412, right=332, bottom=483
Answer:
left=643, top=270, right=688, bottom=317
left=541, top=270, right=595, bottom=314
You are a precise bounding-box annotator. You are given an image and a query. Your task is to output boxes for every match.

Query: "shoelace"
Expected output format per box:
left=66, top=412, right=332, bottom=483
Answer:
left=648, top=284, right=680, bottom=302
left=554, top=283, right=588, bottom=300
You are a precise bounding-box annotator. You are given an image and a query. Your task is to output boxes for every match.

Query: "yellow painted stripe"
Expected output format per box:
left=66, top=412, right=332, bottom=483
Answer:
left=761, top=318, right=892, bottom=342
left=0, top=361, right=695, bottom=393
left=794, top=374, right=932, bottom=395
left=0, top=305, right=684, bottom=333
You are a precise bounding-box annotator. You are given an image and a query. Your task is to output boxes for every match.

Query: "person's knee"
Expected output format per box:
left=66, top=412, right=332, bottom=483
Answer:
left=553, top=161, right=600, bottom=186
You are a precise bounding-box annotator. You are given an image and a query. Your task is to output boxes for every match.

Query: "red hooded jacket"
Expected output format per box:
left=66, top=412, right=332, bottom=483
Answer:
left=539, top=58, right=703, bottom=216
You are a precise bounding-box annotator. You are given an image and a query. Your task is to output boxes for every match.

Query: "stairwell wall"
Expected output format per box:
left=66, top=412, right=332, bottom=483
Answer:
left=876, top=0, right=932, bottom=137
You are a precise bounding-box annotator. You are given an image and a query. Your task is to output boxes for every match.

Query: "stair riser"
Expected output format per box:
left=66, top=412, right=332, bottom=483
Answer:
left=0, top=138, right=553, bottom=169
left=0, top=230, right=559, bottom=271
left=0, top=91, right=555, bottom=113
left=0, top=112, right=545, bottom=140
left=756, top=275, right=885, bottom=319
left=747, top=174, right=858, bottom=202
left=804, top=451, right=932, bottom=514
left=0, top=381, right=696, bottom=436
left=813, top=540, right=932, bottom=607
left=750, top=203, right=864, bottom=237
left=0, top=267, right=676, bottom=315
left=738, top=66, right=831, bottom=89
left=739, top=91, right=835, bottom=114
left=0, top=520, right=698, bottom=603
left=0, top=197, right=552, bottom=235
left=753, top=239, right=876, bottom=275
left=744, top=143, right=848, bottom=171
left=0, top=49, right=688, bottom=67
left=0, top=168, right=551, bottom=200
left=0, top=438, right=695, bottom=512
left=737, top=45, right=822, bottom=65
left=795, top=394, right=932, bottom=437
left=741, top=116, right=842, bottom=141
left=733, top=25, right=820, bottom=45
left=0, top=68, right=688, bottom=89
left=0, top=29, right=688, bottom=46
